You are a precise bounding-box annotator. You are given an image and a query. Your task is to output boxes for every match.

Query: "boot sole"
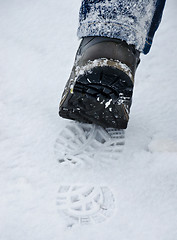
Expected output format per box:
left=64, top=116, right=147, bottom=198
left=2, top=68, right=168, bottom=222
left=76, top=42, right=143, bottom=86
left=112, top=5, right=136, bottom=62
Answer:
left=59, top=66, right=133, bottom=129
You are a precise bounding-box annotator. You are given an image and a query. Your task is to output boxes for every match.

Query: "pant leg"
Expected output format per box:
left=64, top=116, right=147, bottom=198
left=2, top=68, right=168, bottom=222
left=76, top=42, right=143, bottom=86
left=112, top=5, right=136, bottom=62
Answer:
left=143, top=0, right=166, bottom=54
left=77, top=0, right=166, bottom=54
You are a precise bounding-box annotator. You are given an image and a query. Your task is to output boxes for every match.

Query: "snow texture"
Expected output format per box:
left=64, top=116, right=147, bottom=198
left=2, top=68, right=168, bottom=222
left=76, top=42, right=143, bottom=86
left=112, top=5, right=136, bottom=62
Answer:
left=78, top=0, right=156, bottom=52
left=0, top=0, right=177, bottom=240
left=54, top=123, right=125, bottom=166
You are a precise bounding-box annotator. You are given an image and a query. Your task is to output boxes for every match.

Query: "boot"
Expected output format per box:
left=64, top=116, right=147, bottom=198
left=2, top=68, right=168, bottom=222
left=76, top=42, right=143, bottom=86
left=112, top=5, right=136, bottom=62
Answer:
left=59, top=36, right=140, bottom=129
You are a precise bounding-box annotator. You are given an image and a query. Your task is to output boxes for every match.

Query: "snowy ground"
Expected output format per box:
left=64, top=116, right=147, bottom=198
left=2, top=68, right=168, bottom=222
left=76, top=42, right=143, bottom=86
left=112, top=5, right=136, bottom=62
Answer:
left=0, top=1, right=177, bottom=240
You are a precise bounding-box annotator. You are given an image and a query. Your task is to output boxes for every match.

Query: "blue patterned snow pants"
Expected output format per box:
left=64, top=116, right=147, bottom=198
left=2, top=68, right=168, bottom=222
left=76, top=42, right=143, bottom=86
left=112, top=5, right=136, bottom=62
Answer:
left=78, top=0, right=166, bottom=54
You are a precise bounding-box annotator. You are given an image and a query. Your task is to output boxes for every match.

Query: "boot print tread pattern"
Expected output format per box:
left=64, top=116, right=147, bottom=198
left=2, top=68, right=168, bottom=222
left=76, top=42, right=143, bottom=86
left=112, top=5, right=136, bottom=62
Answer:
left=54, top=122, right=125, bottom=166
left=57, top=185, right=115, bottom=226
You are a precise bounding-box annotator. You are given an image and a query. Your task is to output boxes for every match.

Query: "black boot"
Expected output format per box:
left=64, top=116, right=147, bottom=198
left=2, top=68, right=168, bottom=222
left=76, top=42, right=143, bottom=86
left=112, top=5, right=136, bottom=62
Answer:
left=59, top=36, right=140, bottom=129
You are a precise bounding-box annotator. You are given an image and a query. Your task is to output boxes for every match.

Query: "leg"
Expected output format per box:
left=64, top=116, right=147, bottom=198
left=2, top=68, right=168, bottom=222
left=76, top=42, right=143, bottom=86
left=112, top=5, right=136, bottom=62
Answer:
left=59, top=0, right=166, bottom=129
left=144, top=0, right=166, bottom=54
left=78, top=0, right=166, bottom=54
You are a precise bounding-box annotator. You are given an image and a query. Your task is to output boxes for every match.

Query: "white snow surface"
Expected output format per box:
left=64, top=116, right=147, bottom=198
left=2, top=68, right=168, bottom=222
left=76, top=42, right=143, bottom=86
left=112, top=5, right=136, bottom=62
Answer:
left=0, top=1, right=177, bottom=240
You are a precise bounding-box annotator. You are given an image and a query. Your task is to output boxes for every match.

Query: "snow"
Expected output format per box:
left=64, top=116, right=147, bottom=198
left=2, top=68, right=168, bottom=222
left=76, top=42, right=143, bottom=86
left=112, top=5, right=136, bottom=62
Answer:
left=0, top=0, right=177, bottom=240
left=105, top=99, right=112, bottom=108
